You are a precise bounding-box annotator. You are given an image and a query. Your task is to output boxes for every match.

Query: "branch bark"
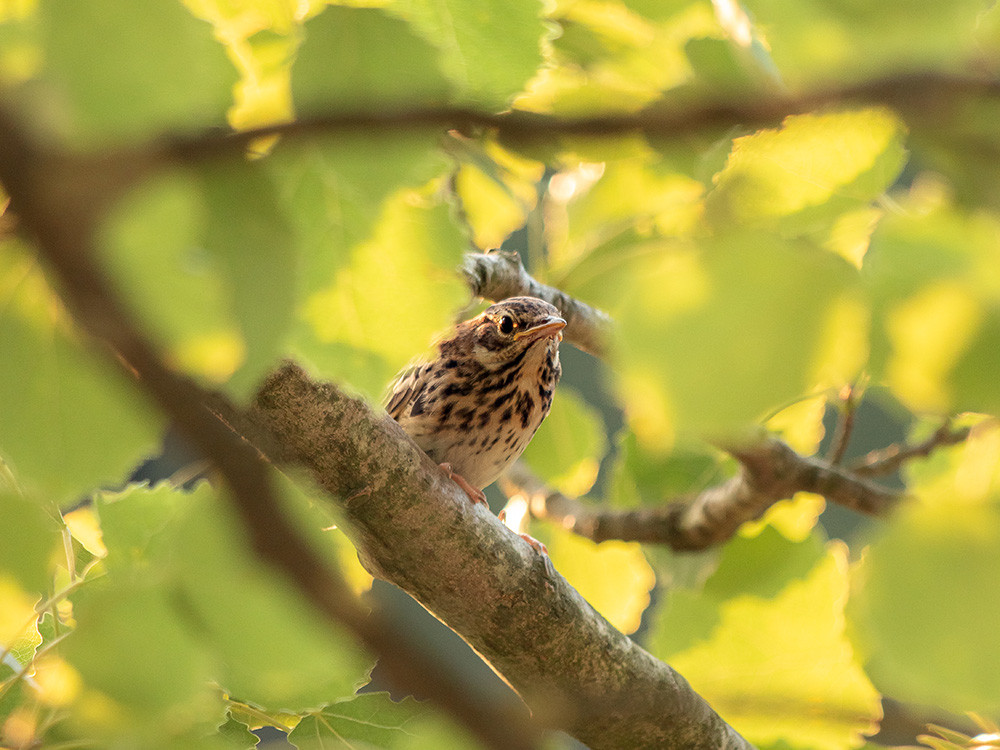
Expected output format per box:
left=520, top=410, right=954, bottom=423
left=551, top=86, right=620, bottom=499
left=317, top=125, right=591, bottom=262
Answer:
left=240, top=363, right=754, bottom=749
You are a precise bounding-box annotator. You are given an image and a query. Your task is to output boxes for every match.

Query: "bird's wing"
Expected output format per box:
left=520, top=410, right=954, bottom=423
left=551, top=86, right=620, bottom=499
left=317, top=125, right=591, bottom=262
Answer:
left=385, top=362, right=430, bottom=420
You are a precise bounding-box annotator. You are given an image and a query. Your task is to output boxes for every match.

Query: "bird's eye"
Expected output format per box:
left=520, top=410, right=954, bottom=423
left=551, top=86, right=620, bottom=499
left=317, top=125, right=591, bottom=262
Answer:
left=498, top=315, right=515, bottom=335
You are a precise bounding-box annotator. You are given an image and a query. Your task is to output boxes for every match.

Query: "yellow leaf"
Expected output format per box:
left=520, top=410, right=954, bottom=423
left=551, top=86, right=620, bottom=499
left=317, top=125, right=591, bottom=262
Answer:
left=33, top=655, right=83, bottom=707
left=0, top=575, right=38, bottom=643
left=766, top=395, right=827, bottom=455
left=547, top=528, right=654, bottom=634
left=886, top=281, right=980, bottom=412
left=670, top=544, right=881, bottom=749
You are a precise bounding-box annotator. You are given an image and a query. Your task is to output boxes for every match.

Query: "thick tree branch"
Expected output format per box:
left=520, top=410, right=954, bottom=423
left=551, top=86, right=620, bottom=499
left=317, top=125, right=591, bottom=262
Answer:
left=502, top=437, right=902, bottom=551
left=461, top=250, right=612, bottom=356
left=0, top=106, right=544, bottom=750
left=242, top=363, right=754, bottom=750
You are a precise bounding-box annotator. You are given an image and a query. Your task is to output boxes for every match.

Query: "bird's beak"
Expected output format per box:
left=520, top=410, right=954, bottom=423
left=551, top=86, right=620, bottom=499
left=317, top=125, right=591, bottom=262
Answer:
left=516, top=315, right=567, bottom=343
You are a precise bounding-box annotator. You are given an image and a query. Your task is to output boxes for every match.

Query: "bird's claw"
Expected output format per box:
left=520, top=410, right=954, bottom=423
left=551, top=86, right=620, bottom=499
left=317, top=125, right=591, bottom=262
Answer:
left=519, top=532, right=547, bottom=555
left=439, top=463, right=488, bottom=505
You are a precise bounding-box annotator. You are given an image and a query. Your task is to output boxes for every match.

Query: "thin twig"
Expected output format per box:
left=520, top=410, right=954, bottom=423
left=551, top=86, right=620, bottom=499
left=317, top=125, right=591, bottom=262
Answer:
left=826, top=382, right=862, bottom=466
left=850, top=420, right=972, bottom=477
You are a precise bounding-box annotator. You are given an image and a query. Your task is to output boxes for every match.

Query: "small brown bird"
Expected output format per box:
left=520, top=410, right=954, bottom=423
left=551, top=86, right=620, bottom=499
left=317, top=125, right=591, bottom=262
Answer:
left=387, top=296, right=565, bottom=505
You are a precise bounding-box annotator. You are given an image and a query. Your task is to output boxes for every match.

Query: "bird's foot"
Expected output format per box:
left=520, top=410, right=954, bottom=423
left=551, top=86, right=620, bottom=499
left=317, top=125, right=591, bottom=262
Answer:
left=439, top=463, right=488, bottom=505
left=518, top=532, right=548, bottom=555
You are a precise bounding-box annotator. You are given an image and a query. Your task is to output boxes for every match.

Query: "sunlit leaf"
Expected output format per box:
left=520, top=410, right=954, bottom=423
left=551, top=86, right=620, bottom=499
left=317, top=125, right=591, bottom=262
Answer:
left=765, top=395, right=827, bottom=455
left=294, top=190, right=467, bottom=401
left=649, top=526, right=828, bottom=659
left=614, top=235, right=859, bottom=438
left=455, top=163, right=533, bottom=250
left=0, top=576, right=38, bottom=644
left=199, top=162, right=297, bottom=397
left=662, top=545, right=881, bottom=749
left=864, top=195, right=1000, bottom=415
left=545, top=529, right=655, bottom=634
left=739, top=0, right=985, bottom=85
left=98, top=171, right=240, bottom=383
left=267, top=131, right=448, bottom=295
left=704, top=108, right=907, bottom=235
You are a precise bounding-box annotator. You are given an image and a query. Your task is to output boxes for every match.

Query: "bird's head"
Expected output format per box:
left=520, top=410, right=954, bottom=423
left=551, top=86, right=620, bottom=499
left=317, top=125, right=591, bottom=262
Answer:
left=465, top=297, right=566, bottom=369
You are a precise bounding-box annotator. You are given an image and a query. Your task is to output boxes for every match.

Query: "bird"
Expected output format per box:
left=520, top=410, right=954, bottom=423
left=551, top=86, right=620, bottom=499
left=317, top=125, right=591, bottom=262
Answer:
left=386, top=296, right=565, bottom=508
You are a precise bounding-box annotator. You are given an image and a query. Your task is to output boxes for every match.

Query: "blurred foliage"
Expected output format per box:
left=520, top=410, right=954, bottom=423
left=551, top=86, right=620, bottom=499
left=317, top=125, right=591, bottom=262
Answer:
left=2, top=0, right=1000, bottom=747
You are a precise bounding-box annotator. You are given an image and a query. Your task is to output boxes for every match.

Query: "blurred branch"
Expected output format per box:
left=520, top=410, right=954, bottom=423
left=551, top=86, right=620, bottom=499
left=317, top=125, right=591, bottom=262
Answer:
left=0, top=105, right=545, bottom=750
left=156, top=71, right=1000, bottom=162
left=502, top=437, right=902, bottom=551
left=850, top=420, right=973, bottom=478
left=462, top=250, right=612, bottom=357
left=825, top=381, right=864, bottom=466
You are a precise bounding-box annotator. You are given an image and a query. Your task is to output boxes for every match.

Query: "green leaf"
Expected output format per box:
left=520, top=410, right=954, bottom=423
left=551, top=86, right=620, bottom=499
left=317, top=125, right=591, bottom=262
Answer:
left=65, top=577, right=217, bottom=713
left=35, top=0, right=237, bottom=146
left=216, top=714, right=260, bottom=750
left=737, top=0, right=984, bottom=86
left=951, top=310, right=1000, bottom=416
left=100, top=482, right=375, bottom=712
left=0, top=493, right=63, bottom=594
left=199, top=162, right=297, bottom=398
left=389, top=0, right=546, bottom=108
left=292, top=6, right=452, bottom=114
left=614, top=235, right=860, bottom=437
left=98, top=163, right=298, bottom=396
left=288, top=693, right=475, bottom=750
left=703, top=525, right=827, bottom=601
left=848, top=499, right=1000, bottom=714
left=98, top=171, right=238, bottom=380
left=0, top=240, right=161, bottom=500
left=704, top=108, right=907, bottom=235
left=521, top=387, right=607, bottom=496
left=96, top=484, right=194, bottom=575
left=292, top=191, right=467, bottom=401
left=608, top=430, right=727, bottom=507
left=267, top=132, right=448, bottom=298
left=662, top=545, right=881, bottom=750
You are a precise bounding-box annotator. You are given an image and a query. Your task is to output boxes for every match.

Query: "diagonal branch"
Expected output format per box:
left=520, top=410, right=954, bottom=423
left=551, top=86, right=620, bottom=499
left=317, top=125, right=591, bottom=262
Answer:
left=502, top=437, right=902, bottom=551
left=241, top=362, right=754, bottom=750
